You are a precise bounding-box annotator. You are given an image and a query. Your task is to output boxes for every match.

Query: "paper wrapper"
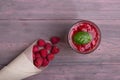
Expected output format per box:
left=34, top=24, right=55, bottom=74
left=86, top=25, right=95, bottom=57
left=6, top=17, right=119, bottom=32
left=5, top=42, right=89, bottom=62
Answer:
left=0, top=41, right=45, bottom=80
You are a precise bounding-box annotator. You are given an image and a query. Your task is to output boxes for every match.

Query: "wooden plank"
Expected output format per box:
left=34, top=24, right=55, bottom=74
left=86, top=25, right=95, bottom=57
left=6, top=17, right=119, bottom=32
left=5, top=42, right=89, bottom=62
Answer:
left=24, top=64, right=120, bottom=80
left=0, top=20, right=119, bottom=66
left=0, top=0, right=120, bottom=80
left=0, top=0, right=120, bottom=19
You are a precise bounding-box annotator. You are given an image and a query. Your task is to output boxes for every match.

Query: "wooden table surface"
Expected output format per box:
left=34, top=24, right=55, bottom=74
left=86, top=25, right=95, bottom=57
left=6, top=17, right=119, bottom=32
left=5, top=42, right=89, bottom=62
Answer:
left=0, top=0, right=120, bottom=80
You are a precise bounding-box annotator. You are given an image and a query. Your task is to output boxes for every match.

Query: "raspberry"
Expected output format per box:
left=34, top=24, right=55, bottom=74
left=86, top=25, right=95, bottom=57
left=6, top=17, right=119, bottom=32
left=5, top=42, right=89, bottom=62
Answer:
left=37, top=39, right=46, bottom=47
left=35, top=53, right=41, bottom=58
left=33, top=45, right=39, bottom=53
left=34, top=57, right=43, bottom=68
left=47, top=53, right=54, bottom=61
left=51, top=46, right=59, bottom=54
left=44, top=42, right=52, bottom=50
left=40, top=49, right=48, bottom=58
left=50, top=36, right=60, bottom=44
left=33, top=53, right=36, bottom=60
left=41, top=58, right=49, bottom=67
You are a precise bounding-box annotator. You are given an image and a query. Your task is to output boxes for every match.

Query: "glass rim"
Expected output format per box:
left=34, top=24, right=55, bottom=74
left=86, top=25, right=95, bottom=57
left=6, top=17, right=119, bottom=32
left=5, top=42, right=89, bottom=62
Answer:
left=67, top=20, right=101, bottom=54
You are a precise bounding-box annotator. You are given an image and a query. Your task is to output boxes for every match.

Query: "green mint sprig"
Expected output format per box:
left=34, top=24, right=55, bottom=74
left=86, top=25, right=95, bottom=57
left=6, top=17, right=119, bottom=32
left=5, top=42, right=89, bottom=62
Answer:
left=73, top=31, right=92, bottom=45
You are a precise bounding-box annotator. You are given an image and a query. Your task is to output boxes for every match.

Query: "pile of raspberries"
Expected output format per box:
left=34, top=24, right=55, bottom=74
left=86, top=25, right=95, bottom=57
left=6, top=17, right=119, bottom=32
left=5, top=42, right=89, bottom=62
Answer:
left=32, top=36, right=60, bottom=68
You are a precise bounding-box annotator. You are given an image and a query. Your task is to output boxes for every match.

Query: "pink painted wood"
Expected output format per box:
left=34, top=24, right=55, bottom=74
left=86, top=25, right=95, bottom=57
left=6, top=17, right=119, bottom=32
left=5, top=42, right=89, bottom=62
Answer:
left=0, top=0, right=120, bottom=80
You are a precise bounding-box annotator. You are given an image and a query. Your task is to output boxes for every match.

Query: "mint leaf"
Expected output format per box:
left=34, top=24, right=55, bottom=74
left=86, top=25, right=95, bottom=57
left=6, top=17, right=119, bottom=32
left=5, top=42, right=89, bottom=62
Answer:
left=73, top=31, right=92, bottom=45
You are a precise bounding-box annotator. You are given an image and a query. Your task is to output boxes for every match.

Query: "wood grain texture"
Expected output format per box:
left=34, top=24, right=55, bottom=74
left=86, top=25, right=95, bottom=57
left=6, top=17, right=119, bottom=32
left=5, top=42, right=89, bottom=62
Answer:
left=0, top=0, right=120, bottom=20
left=0, top=0, right=120, bottom=80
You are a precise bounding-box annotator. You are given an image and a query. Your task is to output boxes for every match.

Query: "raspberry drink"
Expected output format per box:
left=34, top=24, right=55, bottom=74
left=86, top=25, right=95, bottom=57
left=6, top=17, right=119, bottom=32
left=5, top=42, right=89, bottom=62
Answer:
left=68, top=20, right=101, bottom=54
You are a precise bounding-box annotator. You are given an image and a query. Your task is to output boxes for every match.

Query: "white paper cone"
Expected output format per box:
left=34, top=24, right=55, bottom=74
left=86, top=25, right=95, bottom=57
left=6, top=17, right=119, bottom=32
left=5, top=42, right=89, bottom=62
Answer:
left=0, top=41, right=45, bottom=80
